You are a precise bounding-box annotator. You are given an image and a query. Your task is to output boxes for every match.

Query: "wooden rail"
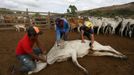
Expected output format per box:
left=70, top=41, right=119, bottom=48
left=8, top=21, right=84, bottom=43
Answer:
left=0, top=8, right=57, bottom=29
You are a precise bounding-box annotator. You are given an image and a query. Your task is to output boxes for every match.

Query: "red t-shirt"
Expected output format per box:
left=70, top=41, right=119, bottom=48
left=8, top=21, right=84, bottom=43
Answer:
left=16, top=34, right=35, bottom=55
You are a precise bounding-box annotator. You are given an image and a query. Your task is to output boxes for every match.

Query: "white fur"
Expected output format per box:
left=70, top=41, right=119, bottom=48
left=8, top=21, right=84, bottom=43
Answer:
left=0, top=15, right=4, bottom=23
left=119, top=18, right=134, bottom=37
left=28, top=40, right=127, bottom=75
left=88, top=17, right=103, bottom=34
left=88, top=17, right=123, bottom=35
left=14, top=24, right=26, bottom=32
left=28, top=61, right=47, bottom=75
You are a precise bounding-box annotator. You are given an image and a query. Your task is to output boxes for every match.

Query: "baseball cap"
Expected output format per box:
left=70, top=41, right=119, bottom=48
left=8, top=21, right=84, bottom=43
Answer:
left=27, top=26, right=42, bottom=37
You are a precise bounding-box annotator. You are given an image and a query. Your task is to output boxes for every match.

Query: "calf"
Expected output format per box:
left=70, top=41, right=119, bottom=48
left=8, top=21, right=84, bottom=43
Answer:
left=14, top=24, right=26, bottom=32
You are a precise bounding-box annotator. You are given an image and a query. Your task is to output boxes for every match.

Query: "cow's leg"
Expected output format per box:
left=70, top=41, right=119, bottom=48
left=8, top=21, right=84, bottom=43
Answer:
left=92, top=46, right=127, bottom=59
left=91, top=51, right=124, bottom=58
left=56, top=56, right=68, bottom=62
left=111, top=27, right=114, bottom=34
left=24, top=27, right=26, bottom=31
left=18, top=28, right=20, bottom=32
left=128, top=30, right=132, bottom=38
left=125, top=26, right=129, bottom=36
left=119, top=28, right=122, bottom=36
left=15, top=28, right=18, bottom=31
left=71, top=52, right=89, bottom=75
left=28, top=61, right=47, bottom=75
left=102, top=26, right=105, bottom=34
left=15, top=26, right=20, bottom=32
left=106, top=27, right=109, bottom=34
left=94, top=45, right=121, bottom=55
left=23, top=27, right=26, bottom=31
left=97, top=26, right=100, bottom=35
left=119, top=28, right=124, bottom=37
left=106, top=46, right=121, bottom=54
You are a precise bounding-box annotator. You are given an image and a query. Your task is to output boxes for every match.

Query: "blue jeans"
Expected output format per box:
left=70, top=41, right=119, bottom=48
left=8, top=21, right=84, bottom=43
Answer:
left=56, top=29, right=69, bottom=41
left=16, top=48, right=42, bottom=72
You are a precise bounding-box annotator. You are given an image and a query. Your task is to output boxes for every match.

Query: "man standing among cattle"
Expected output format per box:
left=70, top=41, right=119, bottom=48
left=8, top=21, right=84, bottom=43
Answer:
left=55, top=18, right=70, bottom=46
left=80, top=17, right=94, bottom=50
left=12, top=26, right=46, bottom=74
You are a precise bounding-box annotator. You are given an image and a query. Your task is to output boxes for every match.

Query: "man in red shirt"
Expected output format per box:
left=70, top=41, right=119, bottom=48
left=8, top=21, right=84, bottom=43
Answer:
left=12, top=26, right=46, bottom=74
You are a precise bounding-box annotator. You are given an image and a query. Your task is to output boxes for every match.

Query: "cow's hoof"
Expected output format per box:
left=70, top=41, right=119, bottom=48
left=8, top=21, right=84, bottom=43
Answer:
left=121, top=55, right=128, bottom=60
left=84, top=71, right=89, bottom=75
left=117, top=55, right=128, bottom=60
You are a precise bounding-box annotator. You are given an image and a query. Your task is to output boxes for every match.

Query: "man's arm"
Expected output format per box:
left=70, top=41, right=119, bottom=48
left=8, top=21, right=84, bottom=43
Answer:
left=29, top=52, right=46, bottom=62
left=36, top=38, right=46, bottom=54
left=90, top=27, right=94, bottom=49
left=81, top=30, right=85, bottom=43
left=90, top=34, right=94, bottom=48
left=22, top=40, right=46, bottom=62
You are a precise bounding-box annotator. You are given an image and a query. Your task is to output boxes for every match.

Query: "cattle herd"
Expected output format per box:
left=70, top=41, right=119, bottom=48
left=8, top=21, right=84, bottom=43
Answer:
left=89, top=16, right=134, bottom=38
left=0, top=15, right=28, bottom=24
left=0, top=14, right=134, bottom=38
left=88, top=16, right=134, bottom=38
left=0, top=15, right=28, bottom=31
left=68, top=16, right=134, bottom=38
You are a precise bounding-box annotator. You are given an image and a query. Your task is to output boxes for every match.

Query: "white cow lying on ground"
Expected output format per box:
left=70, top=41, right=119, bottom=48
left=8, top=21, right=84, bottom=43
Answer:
left=28, top=40, right=127, bottom=75
left=14, top=24, right=26, bottom=32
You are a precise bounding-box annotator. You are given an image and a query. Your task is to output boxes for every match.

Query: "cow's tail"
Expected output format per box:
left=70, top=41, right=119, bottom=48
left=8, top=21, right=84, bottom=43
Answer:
left=71, top=52, right=89, bottom=75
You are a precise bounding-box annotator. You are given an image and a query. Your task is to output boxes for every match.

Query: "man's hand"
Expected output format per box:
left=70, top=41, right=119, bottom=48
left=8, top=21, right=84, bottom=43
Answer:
left=90, top=45, right=93, bottom=50
left=81, top=40, right=85, bottom=43
left=39, top=57, right=46, bottom=62
left=42, top=50, right=47, bottom=55
left=39, top=54, right=46, bottom=62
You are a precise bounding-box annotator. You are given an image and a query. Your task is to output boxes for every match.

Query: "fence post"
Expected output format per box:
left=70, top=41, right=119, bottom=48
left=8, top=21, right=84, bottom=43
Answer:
left=26, top=8, right=30, bottom=26
left=47, top=12, right=51, bottom=28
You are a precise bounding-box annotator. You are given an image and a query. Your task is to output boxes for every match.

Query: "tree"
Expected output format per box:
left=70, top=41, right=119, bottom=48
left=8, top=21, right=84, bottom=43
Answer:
left=67, top=9, right=70, bottom=13
left=34, top=12, right=40, bottom=17
left=68, top=5, right=78, bottom=16
left=66, top=9, right=70, bottom=17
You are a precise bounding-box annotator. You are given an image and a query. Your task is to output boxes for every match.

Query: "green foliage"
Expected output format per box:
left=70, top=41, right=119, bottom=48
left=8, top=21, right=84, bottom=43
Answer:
left=67, top=9, right=70, bottom=13
left=80, top=8, right=134, bottom=18
left=0, top=8, right=13, bottom=14
left=78, top=2, right=134, bottom=18
left=34, top=12, right=41, bottom=17
left=67, top=5, right=78, bottom=17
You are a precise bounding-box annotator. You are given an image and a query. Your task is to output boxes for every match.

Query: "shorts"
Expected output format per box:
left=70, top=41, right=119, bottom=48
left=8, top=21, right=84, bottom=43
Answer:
left=80, top=26, right=94, bottom=40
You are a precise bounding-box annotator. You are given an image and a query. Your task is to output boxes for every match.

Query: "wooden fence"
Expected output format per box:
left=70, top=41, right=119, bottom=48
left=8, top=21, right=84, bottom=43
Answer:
left=0, top=9, right=59, bottom=29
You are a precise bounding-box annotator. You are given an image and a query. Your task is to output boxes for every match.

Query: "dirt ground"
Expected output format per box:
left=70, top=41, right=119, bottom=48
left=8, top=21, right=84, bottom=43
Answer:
left=0, top=29, right=134, bottom=75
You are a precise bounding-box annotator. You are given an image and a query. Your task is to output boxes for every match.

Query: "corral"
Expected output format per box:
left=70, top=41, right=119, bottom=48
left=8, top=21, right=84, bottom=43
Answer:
left=0, top=29, right=134, bottom=75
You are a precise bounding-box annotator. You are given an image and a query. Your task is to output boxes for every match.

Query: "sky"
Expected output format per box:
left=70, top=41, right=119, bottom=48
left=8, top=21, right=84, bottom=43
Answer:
left=0, top=0, right=134, bottom=13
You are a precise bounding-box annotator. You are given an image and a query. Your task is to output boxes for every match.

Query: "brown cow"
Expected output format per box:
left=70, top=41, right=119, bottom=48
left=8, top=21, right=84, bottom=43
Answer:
left=68, top=17, right=84, bottom=32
